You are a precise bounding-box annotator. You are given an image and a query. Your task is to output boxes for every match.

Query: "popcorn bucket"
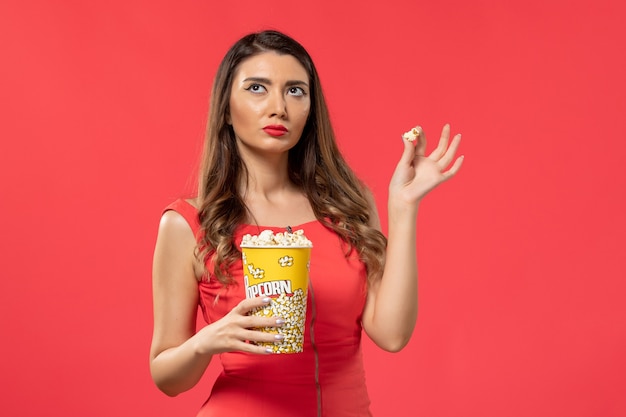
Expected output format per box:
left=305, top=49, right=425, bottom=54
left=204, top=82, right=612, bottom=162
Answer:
left=242, top=246, right=311, bottom=353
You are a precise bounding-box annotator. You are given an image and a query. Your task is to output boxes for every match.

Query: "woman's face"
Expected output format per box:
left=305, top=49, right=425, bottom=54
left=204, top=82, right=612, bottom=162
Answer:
left=228, top=51, right=311, bottom=158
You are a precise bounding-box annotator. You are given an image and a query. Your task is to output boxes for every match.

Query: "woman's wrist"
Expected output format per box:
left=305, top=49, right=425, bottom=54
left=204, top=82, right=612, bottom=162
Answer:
left=387, top=199, right=420, bottom=222
left=191, top=327, right=215, bottom=357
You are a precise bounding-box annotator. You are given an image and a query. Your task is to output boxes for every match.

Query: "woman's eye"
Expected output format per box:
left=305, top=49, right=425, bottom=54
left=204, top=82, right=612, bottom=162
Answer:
left=246, top=84, right=266, bottom=93
left=287, top=87, right=305, bottom=97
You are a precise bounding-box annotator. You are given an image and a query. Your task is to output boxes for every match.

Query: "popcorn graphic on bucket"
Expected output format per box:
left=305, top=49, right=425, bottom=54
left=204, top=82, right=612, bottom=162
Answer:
left=241, top=229, right=312, bottom=354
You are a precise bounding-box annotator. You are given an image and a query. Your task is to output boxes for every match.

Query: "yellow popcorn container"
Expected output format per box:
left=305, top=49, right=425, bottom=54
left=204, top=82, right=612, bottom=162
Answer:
left=242, top=246, right=311, bottom=353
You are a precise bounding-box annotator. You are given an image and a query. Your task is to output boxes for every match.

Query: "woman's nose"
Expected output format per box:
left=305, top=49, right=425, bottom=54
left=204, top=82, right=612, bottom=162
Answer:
left=268, top=91, right=287, bottom=119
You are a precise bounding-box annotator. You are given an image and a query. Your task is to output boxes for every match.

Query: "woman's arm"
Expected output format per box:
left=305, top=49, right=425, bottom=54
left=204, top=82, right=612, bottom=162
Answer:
left=149, top=210, right=212, bottom=396
left=362, top=124, right=463, bottom=352
left=150, top=210, right=283, bottom=396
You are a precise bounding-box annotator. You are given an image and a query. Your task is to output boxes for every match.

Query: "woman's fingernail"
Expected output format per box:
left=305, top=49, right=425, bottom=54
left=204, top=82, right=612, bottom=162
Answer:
left=274, top=334, right=284, bottom=340
left=262, top=297, right=271, bottom=303
left=265, top=347, right=274, bottom=354
left=275, top=318, right=285, bottom=325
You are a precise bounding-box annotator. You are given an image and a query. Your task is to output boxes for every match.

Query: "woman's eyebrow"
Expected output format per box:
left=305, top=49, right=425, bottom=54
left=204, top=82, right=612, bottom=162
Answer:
left=243, top=76, right=271, bottom=84
left=242, top=77, right=309, bottom=88
left=285, top=80, right=309, bottom=88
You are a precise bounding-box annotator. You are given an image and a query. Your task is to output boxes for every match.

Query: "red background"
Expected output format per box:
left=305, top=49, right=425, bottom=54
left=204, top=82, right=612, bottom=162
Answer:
left=1, top=1, right=625, bottom=416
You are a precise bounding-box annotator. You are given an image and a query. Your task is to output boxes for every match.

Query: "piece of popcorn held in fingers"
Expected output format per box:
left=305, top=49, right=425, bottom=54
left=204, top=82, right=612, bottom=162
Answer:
left=402, top=126, right=420, bottom=142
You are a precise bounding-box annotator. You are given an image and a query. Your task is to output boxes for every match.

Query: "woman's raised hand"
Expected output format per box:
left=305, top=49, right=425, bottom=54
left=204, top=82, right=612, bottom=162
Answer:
left=195, top=296, right=284, bottom=355
left=388, top=124, right=464, bottom=209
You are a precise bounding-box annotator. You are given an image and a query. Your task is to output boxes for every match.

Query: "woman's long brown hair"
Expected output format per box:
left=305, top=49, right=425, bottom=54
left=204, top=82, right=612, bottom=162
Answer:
left=197, top=30, right=387, bottom=286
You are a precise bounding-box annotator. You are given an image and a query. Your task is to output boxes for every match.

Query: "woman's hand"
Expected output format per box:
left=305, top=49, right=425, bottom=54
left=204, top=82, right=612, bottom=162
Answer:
left=389, top=124, right=464, bottom=209
left=362, top=124, right=463, bottom=351
left=195, top=296, right=285, bottom=355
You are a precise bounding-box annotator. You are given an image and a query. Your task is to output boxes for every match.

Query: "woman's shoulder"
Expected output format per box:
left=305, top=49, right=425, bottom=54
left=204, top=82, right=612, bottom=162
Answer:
left=161, top=197, right=201, bottom=237
left=155, top=201, right=204, bottom=281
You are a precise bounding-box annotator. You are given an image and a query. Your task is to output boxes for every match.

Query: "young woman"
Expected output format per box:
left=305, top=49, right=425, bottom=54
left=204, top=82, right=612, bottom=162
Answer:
left=150, top=30, right=463, bottom=416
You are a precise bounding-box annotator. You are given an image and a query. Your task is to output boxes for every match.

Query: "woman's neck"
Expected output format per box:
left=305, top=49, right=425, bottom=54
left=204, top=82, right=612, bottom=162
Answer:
left=239, top=152, right=294, bottom=200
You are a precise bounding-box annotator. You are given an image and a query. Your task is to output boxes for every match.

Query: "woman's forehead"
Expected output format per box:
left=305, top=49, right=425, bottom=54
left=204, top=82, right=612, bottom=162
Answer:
left=233, top=52, right=309, bottom=82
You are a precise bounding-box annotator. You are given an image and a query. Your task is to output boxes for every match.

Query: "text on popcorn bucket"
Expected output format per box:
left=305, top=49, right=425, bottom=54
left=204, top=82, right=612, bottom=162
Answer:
left=244, top=277, right=294, bottom=298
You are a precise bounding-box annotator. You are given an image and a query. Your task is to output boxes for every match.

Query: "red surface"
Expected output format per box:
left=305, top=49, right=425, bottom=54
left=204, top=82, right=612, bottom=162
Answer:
left=1, top=1, right=625, bottom=416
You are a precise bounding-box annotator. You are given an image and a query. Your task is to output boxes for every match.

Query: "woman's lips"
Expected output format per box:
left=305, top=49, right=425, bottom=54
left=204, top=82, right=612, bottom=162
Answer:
left=263, top=125, right=288, bottom=137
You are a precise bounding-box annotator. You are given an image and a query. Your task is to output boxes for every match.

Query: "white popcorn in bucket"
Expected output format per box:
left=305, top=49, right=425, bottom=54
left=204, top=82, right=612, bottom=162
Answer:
left=241, top=229, right=313, bottom=248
